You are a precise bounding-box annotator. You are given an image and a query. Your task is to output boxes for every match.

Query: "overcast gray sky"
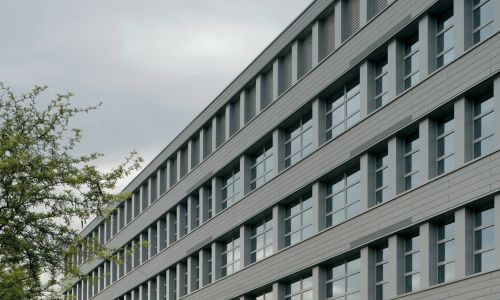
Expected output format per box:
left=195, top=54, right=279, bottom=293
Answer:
left=0, top=0, right=313, bottom=189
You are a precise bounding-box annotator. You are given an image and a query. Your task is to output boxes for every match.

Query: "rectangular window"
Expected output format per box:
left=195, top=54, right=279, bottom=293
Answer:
left=172, top=212, right=178, bottom=242
left=374, top=56, right=389, bottom=109
left=325, top=78, right=361, bottom=141
left=326, top=166, right=361, bottom=227
left=194, top=258, right=200, bottom=290
left=404, top=233, right=420, bottom=293
left=375, top=149, right=389, bottom=204
left=326, top=256, right=361, bottom=300
left=473, top=91, right=494, bottom=158
left=284, top=276, right=313, bottom=300
left=221, top=236, right=241, bottom=277
left=250, top=217, right=274, bottom=263
left=375, top=243, right=389, bottom=300
left=473, top=0, right=493, bottom=45
left=285, top=193, right=314, bottom=247
left=474, top=205, right=495, bottom=273
left=221, top=167, right=241, bottom=210
left=436, top=7, right=455, bottom=68
left=207, top=186, right=213, bottom=219
left=250, top=142, right=274, bottom=190
left=207, top=250, right=213, bottom=284
left=284, top=113, right=314, bottom=168
left=255, top=291, right=273, bottom=300
left=403, top=34, right=419, bottom=90
left=404, top=133, right=420, bottom=191
left=437, top=218, right=455, bottom=284
left=436, top=113, right=455, bottom=175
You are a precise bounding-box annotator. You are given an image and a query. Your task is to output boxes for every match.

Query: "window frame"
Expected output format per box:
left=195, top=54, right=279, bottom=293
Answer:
left=284, top=113, right=314, bottom=168
left=250, top=142, right=274, bottom=191
left=221, top=236, right=241, bottom=277
left=325, top=78, right=361, bottom=141
left=375, top=243, right=389, bottom=300
left=325, top=166, right=361, bottom=227
left=435, top=7, right=455, bottom=69
left=325, top=256, right=362, bottom=300
left=404, top=133, right=420, bottom=191
left=403, top=34, right=420, bottom=90
left=284, top=276, right=313, bottom=300
left=250, top=217, right=274, bottom=263
left=221, top=167, right=242, bottom=210
left=284, top=194, right=314, bottom=247
left=436, top=218, right=455, bottom=284
left=404, top=233, right=421, bottom=293
left=436, top=113, right=455, bottom=175
left=472, top=0, right=494, bottom=44
left=473, top=91, right=495, bottom=159
left=375, top=149, right=389, bottom=204
left=473, top=205, right=495, bottom=273
left=374, top=56, right=389, bottom=109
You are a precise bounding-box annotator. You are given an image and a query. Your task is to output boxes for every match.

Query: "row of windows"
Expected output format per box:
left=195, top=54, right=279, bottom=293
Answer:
left=65, top=199, right=497, bottom=300
left=68, top=0, right=498, bottom=295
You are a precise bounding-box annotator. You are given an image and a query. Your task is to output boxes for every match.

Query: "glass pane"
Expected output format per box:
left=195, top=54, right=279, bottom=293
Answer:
left=347, top=273, right=360, bottom=293
left=331, top=106, right=345, bottom=126
left=473, top=1, right=493, bottom=29
left=346, top=202, right=360, bottom=219
left=475, top=226, right=494, bottom=250
left=347, top=94, right=360, bottom=116
left=331, top=278, right=345, bottom=297
left=347, top=257, right=361, bottom=273
left=331, top=210, right=345, bottom=226
left=473, top=23, right=494, bottom=44
left=475, top=249, right=494, bottom=273
left=474, top=93, right=494, bottom=116
left=346, top=112, right=360, bottom=128
left=474, top=136, right=494, bottom=158
left=475, top=207, right=494, bottom=227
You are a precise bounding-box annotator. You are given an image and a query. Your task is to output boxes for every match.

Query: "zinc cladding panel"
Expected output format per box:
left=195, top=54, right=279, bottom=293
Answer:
left=203, top=125, right=212, bottom=159
left=89, top=33, right=500, bottom=299
left=191, top=137, right=199, bottom=168
left=216, top=113, right=226, bottom=148
left=231, top=101, right=240, bottom=136
left=371, top=0, right=388, bottom=18
left=346, top=0, right=360, bottom=39
left=245, top=85, right=257, bottom=122
left=262, top=69, right=273, bottom=109
left=80, top=0, right=465, bottom=277
left=169, top=157, right=177, bottom=185
left=281, top=51, right=293, bottom=94
left=180, top=148, right=188, bottom=178
left=321, top=10, right=335, bottom=60
left=301, top=33, right=313, bottom=77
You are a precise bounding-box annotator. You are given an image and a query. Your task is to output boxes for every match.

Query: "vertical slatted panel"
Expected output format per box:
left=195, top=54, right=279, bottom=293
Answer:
left=371, top=0, right=387, bottom=18
left=246, top=85, right=257, bottom=122
left=169, top=157, right=177, bottom=185
left=216, top=113, right=225, bottom=148
left=180, top=148, right=187, bottom=178
left=262, top=70, right=273, bottom=109
left=280, top=51, right=293, bottom=95
left=191, top=137, right=199, bottom=168
left=203, top=125, right=212, bottom=159
left=321, top=11, right=335, bottom=60
left=346, top=0, right=360, bottom=39
left=230, top=100, right=240, bottom=136
left=301, top=33, right=313, bottom=78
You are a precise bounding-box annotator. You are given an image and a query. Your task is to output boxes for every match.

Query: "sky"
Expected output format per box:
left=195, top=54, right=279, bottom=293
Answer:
left=0, top=0, right=314, bottom=192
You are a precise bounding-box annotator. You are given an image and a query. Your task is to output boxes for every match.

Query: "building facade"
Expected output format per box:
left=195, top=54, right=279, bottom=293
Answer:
left=65, top=0, right=500, bottom=299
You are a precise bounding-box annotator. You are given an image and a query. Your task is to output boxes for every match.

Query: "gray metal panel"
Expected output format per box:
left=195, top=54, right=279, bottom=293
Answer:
left=92, top=150, right=500, bottom=299
left=346, top=0, right=361, bottom=39
left=262, top=69, right=273, bottom=109
left=281, top=51, right=293, bottom=94
left=82, top=1, right=497, bottom=269
left=301, top=33, right=313, bottom=77
left=371, top=0, right=388, bottom=19
left=321, top=11, right=336, bottom=60
left=246, top=85, right=257, bottom=122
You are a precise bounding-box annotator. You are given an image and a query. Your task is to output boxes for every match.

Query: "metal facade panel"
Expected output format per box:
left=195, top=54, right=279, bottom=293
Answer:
left=371, top=0, right=388, bottom=18
left=203, top=125, right=212, bottom=159
left=230, top=100, right=240, bottom=136
left=262, top=69, right=273, bottom=109
left=280, top=50, right=293, bottom=94
left=321, top=11, right=336, bottom=60
left=216, top=113, right=226, bottom=148
left=346, top=0, right=360, bottom=39
left=246, top=85, right=257, bottom=122
left=301, top=33, right=313, bottom=77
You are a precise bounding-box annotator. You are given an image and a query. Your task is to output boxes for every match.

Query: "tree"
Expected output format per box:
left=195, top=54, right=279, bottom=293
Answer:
left=0, top=83, right=143, bottom=299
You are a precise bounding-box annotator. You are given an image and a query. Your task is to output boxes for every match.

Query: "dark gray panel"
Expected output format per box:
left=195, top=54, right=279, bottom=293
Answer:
left=349, top=217, right=412, bottom=248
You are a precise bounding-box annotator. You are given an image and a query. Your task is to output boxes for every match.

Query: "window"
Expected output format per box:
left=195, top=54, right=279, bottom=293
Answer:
left=250, top=217, right=274, bottom=263
left=404, top=233, right=420, bottom=293
left=436, top=7, right=455, bottom=68
left=403, top=34, right=419, bottom=90
left=375, top=149, right=389, bottom=204
left=284, top=113, right=314, bottom=167
left=194, top=258, right=200, bottom=290
left=221, top=236, right=240, bottom=277
left=473, top=0, right=493, bottom=45
left=207, top=186, right=213, bottom=219
left=285, top=194, right=314, bottom=246
left=207, top=250, right=213, bottom=284
left=404, top=133, right=420, bottom=191
left=473, top=91, right=494, bottom=158
left=326, top=166, right=361, bottom=227
left=374, top=56, right=389, bottom=109
left=172, top=211, right=178, bottom=242
left=284, top=276, right=313, bottom=300
left=325, top=78, right=361, bottom=141
left=436, top=113, right=455, bottom=175
left=326, top=256, right=361, bottom=300
left=250, top=142, right=274, bottom=190
left=254, top=291, right=273, bottom=300
left=437, top=219, right=455, bottom=283
left=193, top=197, right=200, bottom=229
left=474, top=205, right=494, bottom=273
left=375, top=243, right=389, bottom=300
left=183, top=205, right=189, bottom=236
left=221, top=167, right=241, bottom=210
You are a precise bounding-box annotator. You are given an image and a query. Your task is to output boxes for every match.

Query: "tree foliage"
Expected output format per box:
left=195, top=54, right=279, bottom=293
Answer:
left=0, top=83, right=143, bottom=299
